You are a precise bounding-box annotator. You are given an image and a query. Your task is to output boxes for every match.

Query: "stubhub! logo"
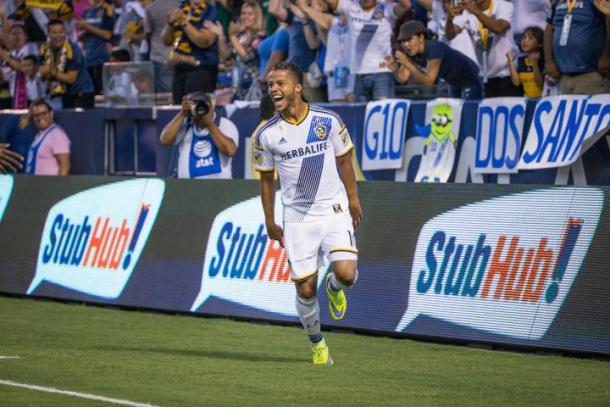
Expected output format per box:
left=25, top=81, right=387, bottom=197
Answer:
left=28, top=179, right=165, bottom=298
left=191, top=195, right=328, bottom=315
left=0, top=175, right=14, bottom=222
left=396, top=187, right=603, bottom=339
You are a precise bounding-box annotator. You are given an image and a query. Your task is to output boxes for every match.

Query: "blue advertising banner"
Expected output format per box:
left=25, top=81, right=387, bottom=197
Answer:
left=361, top=99, right=410, bottom=171
left=474, top=97, right=527, bottom=174
left=0, top=98, right=608, bottom=184
left=518, top=95, right=610, bottom=170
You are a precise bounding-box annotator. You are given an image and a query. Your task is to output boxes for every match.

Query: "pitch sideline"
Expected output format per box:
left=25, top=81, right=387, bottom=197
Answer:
left=0, top=379, right=160, bottom=407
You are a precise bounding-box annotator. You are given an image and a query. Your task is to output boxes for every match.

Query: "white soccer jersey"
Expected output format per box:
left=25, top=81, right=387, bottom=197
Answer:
left=254, top=104, right=354, bottom=223
left=336, top=0, right=396, bottom=75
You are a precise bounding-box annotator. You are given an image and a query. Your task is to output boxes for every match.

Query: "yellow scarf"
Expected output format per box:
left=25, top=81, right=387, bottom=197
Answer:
left=41, top=40, right=73, bottom=96
left=172, top=1, right=207, bottom=56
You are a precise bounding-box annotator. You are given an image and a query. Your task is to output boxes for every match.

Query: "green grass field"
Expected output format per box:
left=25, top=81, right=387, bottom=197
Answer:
left=0, top=296, right=608, bottom=406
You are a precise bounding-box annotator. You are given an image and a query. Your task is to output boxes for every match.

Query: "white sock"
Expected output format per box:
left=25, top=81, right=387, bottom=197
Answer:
left=295, top=295, right=324, bottom=345
left=328, top=269, right=358, bottom=292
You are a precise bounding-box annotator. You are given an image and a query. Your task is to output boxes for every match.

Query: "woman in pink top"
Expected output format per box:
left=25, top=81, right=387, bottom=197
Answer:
left=25, top=100, right=71, bottom=176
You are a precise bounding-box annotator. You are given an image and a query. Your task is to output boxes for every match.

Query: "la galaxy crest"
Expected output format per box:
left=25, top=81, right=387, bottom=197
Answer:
left=254, top=151, right=264, bottom=165
left=314, top=122, right=329, bottom=140
left=342, top=132, right=350, bottom=147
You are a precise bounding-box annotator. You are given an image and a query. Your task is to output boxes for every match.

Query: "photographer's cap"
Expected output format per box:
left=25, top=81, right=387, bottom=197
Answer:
left=188, top=91, right=212, bottom=104
left=398, top=20, right=426, bottom=41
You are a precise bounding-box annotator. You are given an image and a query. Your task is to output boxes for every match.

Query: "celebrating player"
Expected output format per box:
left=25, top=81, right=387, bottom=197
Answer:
left=254, top=61, right=362, bottom=366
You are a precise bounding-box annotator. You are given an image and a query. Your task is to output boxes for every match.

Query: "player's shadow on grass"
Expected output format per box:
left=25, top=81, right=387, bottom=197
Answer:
left=98, top=346, right=306, bottom=363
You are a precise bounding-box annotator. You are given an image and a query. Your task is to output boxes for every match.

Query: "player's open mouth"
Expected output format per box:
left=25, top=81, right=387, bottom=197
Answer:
left=272, top=94, right=284, bottom=107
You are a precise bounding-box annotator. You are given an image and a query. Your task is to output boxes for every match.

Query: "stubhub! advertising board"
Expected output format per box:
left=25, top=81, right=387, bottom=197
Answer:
left=28, top=179, right=165, bottom=299
left=397, top=188, right=603, bottom=339
left=0, top=176, right=608, bottom=355
left=191, top=194, right=329, bottom=318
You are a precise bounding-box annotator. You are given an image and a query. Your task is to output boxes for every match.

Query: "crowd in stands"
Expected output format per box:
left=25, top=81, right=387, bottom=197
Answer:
left=0, top=0, right=608, bottom=112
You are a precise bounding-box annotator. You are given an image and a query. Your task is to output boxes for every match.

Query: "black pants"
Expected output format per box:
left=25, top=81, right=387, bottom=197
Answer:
left=87, top=65, right=105, bottom=95
left=172, top=64, right=218, bottom=104
left=484, top=76, right=522, bottom=98
left=62, top=92, right=95, bottom=109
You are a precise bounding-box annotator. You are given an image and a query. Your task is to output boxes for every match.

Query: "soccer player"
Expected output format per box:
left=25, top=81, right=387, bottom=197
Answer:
left=254, top=61, right=362, bottom=366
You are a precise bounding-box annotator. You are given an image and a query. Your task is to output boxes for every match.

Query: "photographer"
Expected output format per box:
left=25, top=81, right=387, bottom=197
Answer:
left=160, top=92, right=239, bottom=179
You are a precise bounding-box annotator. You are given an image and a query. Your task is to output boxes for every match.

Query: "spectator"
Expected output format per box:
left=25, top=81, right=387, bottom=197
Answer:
left=318, top=0, right=413, bottom=102
left=0, top=143, right=24, bottom=173
left=8, top=0, right=48, bottom=43
left=0, top=4, right=12, bottom=49
left=424, top=0, right=450, bottom=42
left=39, top=19, right=95, bottom=109
left=210, top=0, right=265, bottom=100
left=507, top=26, right=544, bottom=98
left=296, top=0, right=354, bottom=102
left=73, top=0, right=92, bottom=20
left=162, top=0, right=219, bottom=104
left=446, top=0, right=521, bottom=97
left=24, top=99, right=71, bottom=176
left=105, top=47, right=138, bottom=105
left=388, top=20, right=483, bottom=99
left=77, top=0, right=115, bottom=94
left=22, top=54, right=46, bottom=104
left=544, top=0, right=610, bottom=95
left=144, top=0, right=180, bottom=93
left=512, top=0, right=551, bottom=42
left=0, top=22, right=38, bottom=109
left=268, top=0, right=322, bottom=101
left=595, top=0, right=610, bottom=15
left=47, top=0, right=76, bottom=36
left=121, top=0, right=153, bottom=62
left=258, top=23, right=289, bottom=84
left=160, top=92, right=239, bottom=179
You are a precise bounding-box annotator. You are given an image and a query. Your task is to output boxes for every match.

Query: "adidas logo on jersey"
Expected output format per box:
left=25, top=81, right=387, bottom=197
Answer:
left=279, top=137, right=287, bottom=144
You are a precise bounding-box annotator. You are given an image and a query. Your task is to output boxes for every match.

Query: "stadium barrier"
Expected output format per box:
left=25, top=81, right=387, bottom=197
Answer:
left=1, top=96, right=609, bottom=184
left=0, top=175, right=608, bottom=356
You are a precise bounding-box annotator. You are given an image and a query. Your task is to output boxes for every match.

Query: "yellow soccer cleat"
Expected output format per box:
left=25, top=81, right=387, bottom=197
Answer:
left=312, top=342, right=333, bottom=366
left=325, top=273, right=347, bottom=320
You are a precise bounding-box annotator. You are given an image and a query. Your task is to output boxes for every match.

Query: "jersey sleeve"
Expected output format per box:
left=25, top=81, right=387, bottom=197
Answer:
left=329, top=115, right=353, bottom=157
left=253, top=125, right=275, bottom=172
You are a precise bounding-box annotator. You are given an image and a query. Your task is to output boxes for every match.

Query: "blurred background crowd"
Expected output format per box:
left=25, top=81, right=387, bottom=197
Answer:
left=0, top=0, right=608, bottom=111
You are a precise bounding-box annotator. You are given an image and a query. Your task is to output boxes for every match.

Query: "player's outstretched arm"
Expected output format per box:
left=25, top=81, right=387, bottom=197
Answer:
left=260, top=171, right=285, bottom=246
left=336, top=152, right=362, bottom=229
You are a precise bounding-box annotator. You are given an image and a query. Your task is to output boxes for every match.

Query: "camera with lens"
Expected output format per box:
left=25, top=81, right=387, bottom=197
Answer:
left=187, top=92, right=210, bottom=117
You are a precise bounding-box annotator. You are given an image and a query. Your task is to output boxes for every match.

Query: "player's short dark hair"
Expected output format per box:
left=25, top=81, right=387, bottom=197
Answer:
left=270, top=61, right=303, bottom=85
left=48, top=19, right=65, bottom=29
left=22, top=54, right=38, bottom=65
left=260, top=94, right=275, bottom=120
left=30, top=99, right=53, bottom=112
